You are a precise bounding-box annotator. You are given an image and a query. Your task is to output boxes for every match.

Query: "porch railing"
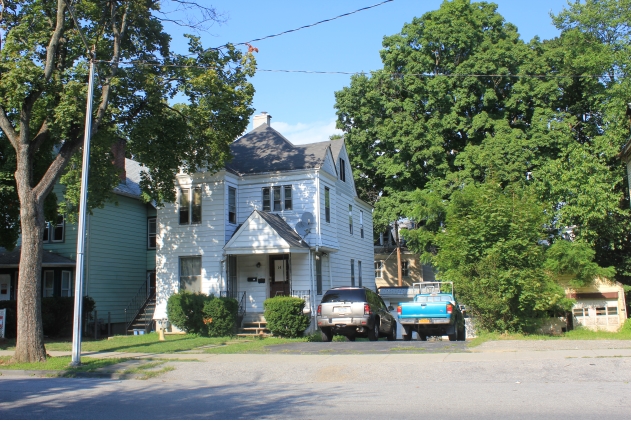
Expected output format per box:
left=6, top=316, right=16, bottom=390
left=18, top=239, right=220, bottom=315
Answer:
left=220, top=290, right=246, bottom=317
left=291, top=290, right=311, bottom=312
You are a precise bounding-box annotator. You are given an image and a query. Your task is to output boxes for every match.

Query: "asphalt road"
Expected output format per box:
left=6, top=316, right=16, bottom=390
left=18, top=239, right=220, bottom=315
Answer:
left=1, top=340, right=630, bottom=419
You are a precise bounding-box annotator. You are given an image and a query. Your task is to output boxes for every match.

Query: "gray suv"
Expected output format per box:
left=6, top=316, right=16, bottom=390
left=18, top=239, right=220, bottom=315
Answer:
left=316, top=287, right=397, bottom=342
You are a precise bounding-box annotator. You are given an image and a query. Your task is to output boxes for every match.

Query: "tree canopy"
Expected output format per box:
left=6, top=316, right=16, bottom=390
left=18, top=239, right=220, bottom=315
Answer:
left=335, top=0, right=629, bottom=331
left=0, top=0, right=255, bottom=362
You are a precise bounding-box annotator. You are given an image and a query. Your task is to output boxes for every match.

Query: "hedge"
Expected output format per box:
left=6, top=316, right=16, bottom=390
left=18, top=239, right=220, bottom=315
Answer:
left=263, top=296, right=310, bottom=338
left=166, top=292, right=238, bottom=337
left=0, top=296, right=95, bottom=338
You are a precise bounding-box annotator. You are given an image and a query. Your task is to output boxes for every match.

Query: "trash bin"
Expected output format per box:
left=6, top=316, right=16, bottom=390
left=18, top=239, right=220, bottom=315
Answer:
left=133, top=329, right=145, bottom=335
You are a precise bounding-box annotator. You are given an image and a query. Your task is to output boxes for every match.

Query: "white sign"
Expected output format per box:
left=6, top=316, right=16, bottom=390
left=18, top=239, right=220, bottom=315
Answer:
left=0, top=308, right=6, bottom=339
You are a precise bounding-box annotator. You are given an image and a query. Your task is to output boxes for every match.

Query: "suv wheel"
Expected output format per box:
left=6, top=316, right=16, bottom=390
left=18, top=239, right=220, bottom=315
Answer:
left=368, top=319, right=379, bottom=341
left=320, top=327, right=333, bottom=342
left=386, top=323, right=396, bottom=341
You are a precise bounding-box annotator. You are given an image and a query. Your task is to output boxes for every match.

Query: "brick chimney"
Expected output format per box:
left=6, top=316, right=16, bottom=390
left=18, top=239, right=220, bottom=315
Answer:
left=111, top=138, right=127, bottom=183
left=253, top=111, right=272, bottom=129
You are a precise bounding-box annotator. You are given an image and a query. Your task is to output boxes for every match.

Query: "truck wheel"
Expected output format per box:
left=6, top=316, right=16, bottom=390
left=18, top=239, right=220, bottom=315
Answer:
left=458, top=326, right=466, bottom=341
left=320, top=327, right=333, bottom=342
left=402, top=326, right=412, bottom=341
left=418, top=334, right=428, bottom=341
left=387, top=323, right=397, bottom=341
left=368, top=319, right=379, bottom=341
left=448, top=330, right=457, bottom=341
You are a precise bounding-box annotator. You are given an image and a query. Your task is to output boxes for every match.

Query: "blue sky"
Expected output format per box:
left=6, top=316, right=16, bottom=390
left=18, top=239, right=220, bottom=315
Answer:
left=164, top=0, right=571, bottom=144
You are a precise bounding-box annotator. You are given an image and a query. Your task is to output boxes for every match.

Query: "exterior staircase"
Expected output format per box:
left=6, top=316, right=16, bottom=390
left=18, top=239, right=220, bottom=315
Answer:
left=126, top=296, right=156, bottom=335
left=237, top=313, right=270, bottom=338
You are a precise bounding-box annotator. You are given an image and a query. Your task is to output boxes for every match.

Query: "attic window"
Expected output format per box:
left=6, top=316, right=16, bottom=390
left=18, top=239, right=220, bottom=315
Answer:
left=339, top=158, right=346, bottom=182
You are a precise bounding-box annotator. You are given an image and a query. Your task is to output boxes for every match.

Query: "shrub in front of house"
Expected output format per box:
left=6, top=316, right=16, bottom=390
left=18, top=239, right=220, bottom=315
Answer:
left=166, top=292, right=208, bottom=335
left=263, top=296, right=310, bottom=338
left=0, top=296, right=95, bottom=338
left=203, top=297, right=238, bottom=337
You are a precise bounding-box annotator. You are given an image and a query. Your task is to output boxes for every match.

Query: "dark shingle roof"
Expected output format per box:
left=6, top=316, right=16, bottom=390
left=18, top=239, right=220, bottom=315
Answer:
left=254, top=211, right=309, bottom=249
left=225, top=124, right=332, bottom=175
left=112, top=158, right=145, bottom=199
left=0, top=247, right=75, bottom=268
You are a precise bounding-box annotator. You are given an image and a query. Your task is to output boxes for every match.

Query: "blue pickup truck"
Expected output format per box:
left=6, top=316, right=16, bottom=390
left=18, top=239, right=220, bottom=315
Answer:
left=396, top=282, right=466, bottom=341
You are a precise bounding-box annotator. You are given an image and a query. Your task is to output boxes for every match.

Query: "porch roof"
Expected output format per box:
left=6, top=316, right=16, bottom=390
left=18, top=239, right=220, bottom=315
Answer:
left=224, top=210, right=310, bottom=255
left=0, top=247, right=76, bottom=268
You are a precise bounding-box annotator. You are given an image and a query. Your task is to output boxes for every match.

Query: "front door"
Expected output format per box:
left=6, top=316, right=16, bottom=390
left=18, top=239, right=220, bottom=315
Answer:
left=0, top=274, right=10, bottom=301
left=270, top=257, right=290, bottom=297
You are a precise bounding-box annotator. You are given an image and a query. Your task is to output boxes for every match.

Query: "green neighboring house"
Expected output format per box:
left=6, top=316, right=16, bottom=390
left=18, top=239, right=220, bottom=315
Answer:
left=0, top=156, right=156, bottom=335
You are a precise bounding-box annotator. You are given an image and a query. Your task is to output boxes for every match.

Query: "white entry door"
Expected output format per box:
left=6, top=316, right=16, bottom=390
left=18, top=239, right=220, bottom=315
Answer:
left=0, top=274, right=10, bottom=301
left=274, top=260, right=285, bottom=283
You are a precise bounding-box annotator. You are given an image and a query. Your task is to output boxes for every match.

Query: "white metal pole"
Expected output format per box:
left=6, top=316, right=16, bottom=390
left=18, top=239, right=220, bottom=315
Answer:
left=70, top=59, right=95, bottom=366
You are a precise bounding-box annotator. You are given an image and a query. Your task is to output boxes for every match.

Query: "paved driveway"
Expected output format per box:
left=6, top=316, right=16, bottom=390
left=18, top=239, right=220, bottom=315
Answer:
left=264, top=338, right=469, bottom=354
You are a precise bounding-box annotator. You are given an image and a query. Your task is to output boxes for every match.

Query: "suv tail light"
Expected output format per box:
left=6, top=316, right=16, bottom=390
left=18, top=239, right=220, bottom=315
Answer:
left=446, top=303, right=453, bottom=314
left=364, top=303, right=371, bottom=315
left=317, top=304, right=322, bottom=316
left=397, top=306, right=402, bottom=315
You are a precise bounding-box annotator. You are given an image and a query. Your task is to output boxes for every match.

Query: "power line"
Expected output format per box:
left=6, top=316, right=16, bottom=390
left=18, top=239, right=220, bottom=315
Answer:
left=94, top=60, right=611, bottom=79
left=211, top=0, right=395, bottom=50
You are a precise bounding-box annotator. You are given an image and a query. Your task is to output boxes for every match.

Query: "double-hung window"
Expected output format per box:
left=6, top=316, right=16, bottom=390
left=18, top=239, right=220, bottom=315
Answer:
left=402, top=261, right=409, bottom=277
left=43, top=271, right=54, bottom=297
left=61, top=271, right=72, bottom=297
left=350, top=259, right=355, bottom=286
left=262, top=185, right=292, bottom=212
left=324, top=187, right=330, bottom=223
left=179, top=187, right=202, bottom=225
left=43, top=215, right=65, bottom=243
left=228, top=187, right=237, bottom=224
left=148, top=218, right=157, bottom=249
left=360, top=210, right=364, bottom=238
left=374, top=261, right=383, bottom=278
left=339, top=158, right=346, bottom=182
left=179, top=256, right=202, bottom=292
left=349, top=204, right=353, bottom=234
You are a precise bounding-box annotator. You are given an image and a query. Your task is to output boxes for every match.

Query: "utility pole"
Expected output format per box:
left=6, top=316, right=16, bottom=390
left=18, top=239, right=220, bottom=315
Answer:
left=70, top=58, right=95, bottom=366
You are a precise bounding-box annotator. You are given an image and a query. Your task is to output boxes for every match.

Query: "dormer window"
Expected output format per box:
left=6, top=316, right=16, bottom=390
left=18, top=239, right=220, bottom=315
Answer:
left=339, top=158, right=346, bottom=182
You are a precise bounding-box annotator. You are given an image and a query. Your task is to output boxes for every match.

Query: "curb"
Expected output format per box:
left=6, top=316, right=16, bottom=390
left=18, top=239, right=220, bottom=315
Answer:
left=0, top=369, right=143, bottom=379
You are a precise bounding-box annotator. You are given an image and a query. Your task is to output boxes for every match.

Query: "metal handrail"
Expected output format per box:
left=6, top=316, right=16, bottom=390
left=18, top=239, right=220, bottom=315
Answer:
left=124, top=281, right=150, bottom=333
left=220, top=290, right=246, bottom=316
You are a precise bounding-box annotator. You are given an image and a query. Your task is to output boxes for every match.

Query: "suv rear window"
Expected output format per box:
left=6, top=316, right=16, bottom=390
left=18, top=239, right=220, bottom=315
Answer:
left=321, top=289, right=366, bottom=303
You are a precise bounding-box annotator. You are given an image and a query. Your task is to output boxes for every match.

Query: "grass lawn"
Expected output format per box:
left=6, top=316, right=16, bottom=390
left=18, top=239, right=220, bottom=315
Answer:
left=467, top=320, right=631, bottom=347
left=0, top=356, right=128, bottom=375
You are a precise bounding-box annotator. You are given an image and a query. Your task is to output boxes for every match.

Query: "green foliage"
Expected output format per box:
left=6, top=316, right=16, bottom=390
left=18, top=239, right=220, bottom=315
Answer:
left=544, top=240, right=616, bottom=287
left=0, top=296, right=95, bottom=338
left=263, top=297, right=310, bottom=338
left=203, top=297, right=238, bottom=337
left=166, top=292, right=208, bottom=336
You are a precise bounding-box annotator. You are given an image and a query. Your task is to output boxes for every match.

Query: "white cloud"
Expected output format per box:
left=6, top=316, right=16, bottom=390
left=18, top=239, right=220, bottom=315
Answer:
left=271, top=119, right=343, bottom=145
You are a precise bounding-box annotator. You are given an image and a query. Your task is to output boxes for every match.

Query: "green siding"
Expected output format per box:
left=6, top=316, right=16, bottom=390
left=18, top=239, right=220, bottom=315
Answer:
left=44, top=185, right=155, bottom=324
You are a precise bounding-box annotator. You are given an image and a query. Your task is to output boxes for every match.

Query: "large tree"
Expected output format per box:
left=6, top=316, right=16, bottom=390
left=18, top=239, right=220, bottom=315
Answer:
left=335, top=0, right=626, bottom=331
left=0, top=0, right=255, bottom=362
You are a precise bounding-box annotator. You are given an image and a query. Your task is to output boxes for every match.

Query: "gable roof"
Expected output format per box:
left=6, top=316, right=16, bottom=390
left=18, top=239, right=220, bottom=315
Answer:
left=224, top=210, right=310, bottom=254
left=225, top=124, right=332, bottom=176
left=0, top=247, right=75, bottom=268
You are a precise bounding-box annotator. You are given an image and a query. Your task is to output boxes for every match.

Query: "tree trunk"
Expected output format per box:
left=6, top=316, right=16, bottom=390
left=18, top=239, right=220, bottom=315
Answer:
left=13, top=172, right=47, bottom=363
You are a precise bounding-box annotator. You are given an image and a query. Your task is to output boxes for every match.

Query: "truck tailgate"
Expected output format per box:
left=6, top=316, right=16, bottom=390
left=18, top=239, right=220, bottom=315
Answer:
left=400, top=302, right=449, bottom=319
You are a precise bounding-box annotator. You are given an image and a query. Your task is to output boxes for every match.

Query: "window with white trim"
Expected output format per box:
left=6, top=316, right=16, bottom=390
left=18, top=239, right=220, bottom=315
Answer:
left=350, top=259, right=355, bottom=287
left=324, top=187, right=330, bottom=223
left=179, top=256, right=202, bottom=292
left=349, top=204, right=353, bottom=234
left=339, top=158, right=346, bottom=182
left=374, top=261, right=383, bottom=278
left=44, top=215, right=65, bottom=243
left=402, top=261, right=409, bottom=277
left=262, top=185, right=292, bottom=212
left=179, top=187, right=202, bottom=225
left=148, top=217, right=157, bottom=249
left=61, top=271, right=73, bottom=297
left=228, top=187, right=237, bottom=224
left=44, top=271, right=54, bottom=297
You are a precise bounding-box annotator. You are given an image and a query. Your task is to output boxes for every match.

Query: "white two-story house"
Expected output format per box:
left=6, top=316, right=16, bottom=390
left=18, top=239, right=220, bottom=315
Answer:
left=153, top=112, right=375, bottom=328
